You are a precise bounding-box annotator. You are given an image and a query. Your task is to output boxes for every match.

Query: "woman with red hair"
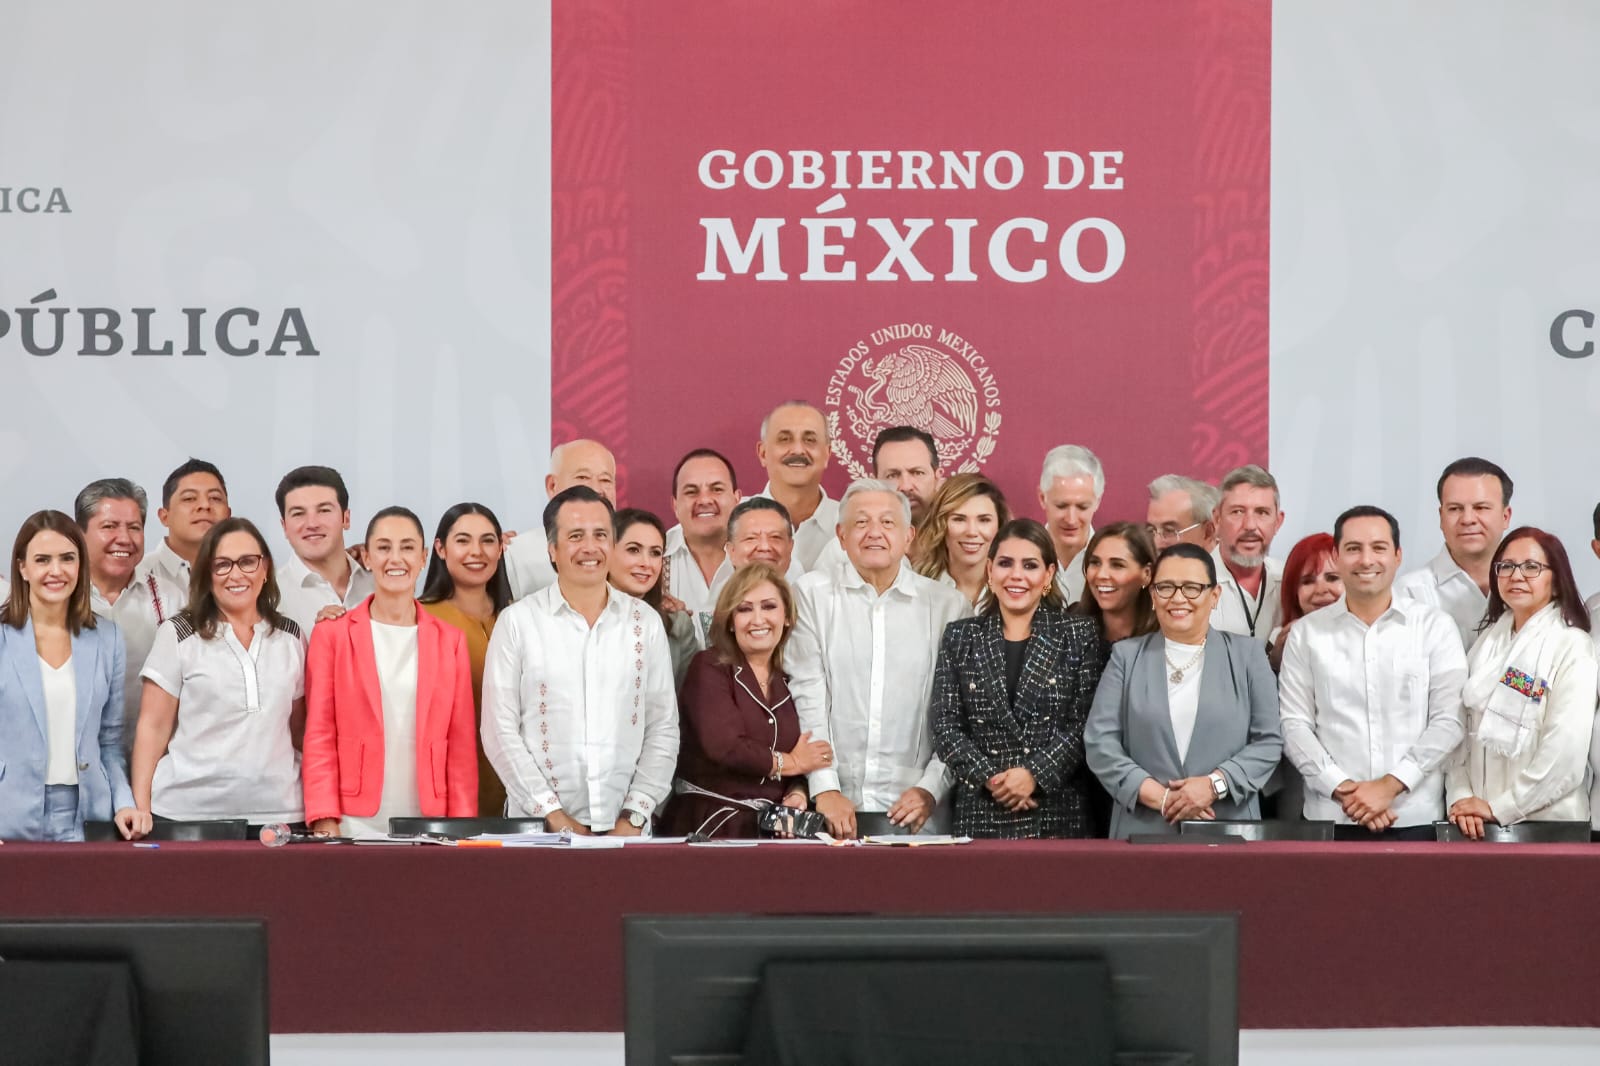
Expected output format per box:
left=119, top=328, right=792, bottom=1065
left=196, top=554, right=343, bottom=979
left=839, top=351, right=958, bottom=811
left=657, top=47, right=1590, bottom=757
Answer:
left=1445, top=527, right=1596, bottom=839
left=1267, top=533, right=1342, bottom=672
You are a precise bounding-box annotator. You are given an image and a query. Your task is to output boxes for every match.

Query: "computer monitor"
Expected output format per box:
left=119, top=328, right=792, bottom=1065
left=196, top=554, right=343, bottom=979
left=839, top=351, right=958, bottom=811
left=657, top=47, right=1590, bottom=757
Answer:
left=625, top=913, right=1237, bottom=1066
left=0, top=919, right=268, bottom=1066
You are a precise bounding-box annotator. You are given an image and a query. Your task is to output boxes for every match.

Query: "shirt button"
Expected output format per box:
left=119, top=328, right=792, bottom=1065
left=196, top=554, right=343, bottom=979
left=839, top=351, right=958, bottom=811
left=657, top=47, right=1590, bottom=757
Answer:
left=78, top=761, right=90, bottom=771
left=969, top=682, right=976, bottom=691
left=1048, top=678, right=1056, bottom=685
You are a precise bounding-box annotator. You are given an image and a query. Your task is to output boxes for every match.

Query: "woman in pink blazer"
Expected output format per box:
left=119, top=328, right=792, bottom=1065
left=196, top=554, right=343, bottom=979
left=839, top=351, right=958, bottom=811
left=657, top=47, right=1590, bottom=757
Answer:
left=303, top=507, right=478, bottom=835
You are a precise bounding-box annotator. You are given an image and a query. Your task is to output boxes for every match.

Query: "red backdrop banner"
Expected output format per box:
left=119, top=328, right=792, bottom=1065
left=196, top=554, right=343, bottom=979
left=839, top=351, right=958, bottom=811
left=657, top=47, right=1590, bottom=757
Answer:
left=552, top=0, right=1269, bottom=524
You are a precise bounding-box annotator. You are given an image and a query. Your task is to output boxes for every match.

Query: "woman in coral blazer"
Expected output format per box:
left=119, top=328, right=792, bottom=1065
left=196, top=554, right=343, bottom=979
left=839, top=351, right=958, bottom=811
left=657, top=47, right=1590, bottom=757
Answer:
left=302, top=507, right=478, bottom=835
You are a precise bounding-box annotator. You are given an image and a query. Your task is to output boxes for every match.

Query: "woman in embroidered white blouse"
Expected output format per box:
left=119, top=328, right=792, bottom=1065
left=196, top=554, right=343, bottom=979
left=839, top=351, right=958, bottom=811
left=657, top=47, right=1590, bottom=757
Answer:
left=1445, top=527, right=1597, bottom=839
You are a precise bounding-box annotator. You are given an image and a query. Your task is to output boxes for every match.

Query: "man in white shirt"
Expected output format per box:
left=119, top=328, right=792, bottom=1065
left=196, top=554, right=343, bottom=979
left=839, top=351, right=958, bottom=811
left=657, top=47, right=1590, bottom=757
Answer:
left=1279, top=505, right=1467, bottom=840
left=136, top=457, right=230, bottom=611
left=502, top=439, right=618, bottom=600
left=707, top=497, right=805, bottom=601
left=1395, top=457, right=1512, bottom=648
left=663, top=448, right=741, bottom=619
left=1210, top=465, right=1285, bottom=641
left=753, top=401, right=838, bottom=571
left=788, top=479, right=971, bottom=838
left=75, top=477, right=164, bottom=758
left=1038, top=444, right=1103, bottom=603
left=273, top=466, right=375, bottom=633
left=480, top=485, right=678, bottom=835
left=1145, top=474, right=1220, bottom=553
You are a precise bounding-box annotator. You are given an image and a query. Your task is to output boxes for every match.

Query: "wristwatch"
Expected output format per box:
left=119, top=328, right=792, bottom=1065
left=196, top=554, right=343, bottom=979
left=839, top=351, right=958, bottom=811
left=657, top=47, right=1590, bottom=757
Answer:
left=624, top=809, right=647, bottom=829
left=1209, top=772, right=1229, bottom=799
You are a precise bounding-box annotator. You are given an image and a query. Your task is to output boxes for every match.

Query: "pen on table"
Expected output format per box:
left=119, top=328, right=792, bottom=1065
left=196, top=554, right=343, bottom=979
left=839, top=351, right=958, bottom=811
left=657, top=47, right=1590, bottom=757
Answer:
left=133, top=843, right=160, bottom=849
left=455, top=840, right=503, bottom=848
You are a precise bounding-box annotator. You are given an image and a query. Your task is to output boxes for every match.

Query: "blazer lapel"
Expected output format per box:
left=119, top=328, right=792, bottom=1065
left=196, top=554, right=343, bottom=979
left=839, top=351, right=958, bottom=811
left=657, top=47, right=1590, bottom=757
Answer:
left=1009, top=607, right=1059, bottom=721
left=971, top=615, right=1017, bottom=728
left=1184, top=635, right=1236, bottom=777
left=72, top=627, right=100, bottom=749
left=8, top=619, right=50, bottom=745
left=1136, top=634, right=1185, bottom=773
left=414, top=606, right=438, bottom=740
left=347, top=603, right=385, bottom=729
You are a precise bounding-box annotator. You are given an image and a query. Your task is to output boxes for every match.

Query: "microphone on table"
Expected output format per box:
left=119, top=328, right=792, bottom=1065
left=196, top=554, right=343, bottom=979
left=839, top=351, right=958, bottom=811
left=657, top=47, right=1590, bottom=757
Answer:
left=258, top=823, right=336, bottom=847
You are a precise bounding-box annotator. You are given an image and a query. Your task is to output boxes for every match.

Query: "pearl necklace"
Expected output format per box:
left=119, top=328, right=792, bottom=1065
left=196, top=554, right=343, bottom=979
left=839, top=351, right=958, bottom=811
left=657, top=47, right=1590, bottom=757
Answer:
left=1165, top=639, right=1205, bottom=683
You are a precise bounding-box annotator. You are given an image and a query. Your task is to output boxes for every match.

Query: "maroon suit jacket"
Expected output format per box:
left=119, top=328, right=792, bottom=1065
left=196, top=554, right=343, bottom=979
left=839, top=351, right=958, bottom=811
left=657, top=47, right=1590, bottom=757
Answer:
left=663, top=650, right=805, bottom=838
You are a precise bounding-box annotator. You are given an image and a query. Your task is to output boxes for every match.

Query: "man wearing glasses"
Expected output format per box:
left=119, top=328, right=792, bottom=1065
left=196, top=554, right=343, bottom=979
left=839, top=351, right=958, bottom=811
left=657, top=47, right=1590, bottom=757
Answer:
left=1278, top=506, right=1466, bottom=838
left=1144, top=475, right=1219, bottom=553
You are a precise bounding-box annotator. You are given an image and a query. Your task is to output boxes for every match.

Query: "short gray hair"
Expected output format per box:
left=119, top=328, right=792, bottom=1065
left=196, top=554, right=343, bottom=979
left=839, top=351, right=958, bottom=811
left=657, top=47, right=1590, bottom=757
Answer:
left=1147, top=474, right=1221, bottom=525
left=759, top=400, right=829, bottom=441
left=74, top=478, right=148, bottom=529
left=1038, top=444, right=1105, bottom=499
left=1218, top=464, right=1280, bottom=510
left=838, top=478, right=912, bottom=527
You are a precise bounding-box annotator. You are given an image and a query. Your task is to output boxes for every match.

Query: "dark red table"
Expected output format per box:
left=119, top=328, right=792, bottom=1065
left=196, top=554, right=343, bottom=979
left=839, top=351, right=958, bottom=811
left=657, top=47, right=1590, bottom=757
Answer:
left=1, top=840, right=1594, bottom=1033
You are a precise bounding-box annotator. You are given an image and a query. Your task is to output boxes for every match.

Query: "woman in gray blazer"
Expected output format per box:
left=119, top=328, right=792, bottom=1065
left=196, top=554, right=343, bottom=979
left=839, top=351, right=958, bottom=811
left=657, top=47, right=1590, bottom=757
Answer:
left=1085, top=543, right=1282, bottom=838
left=0, top=510, right=138, bottom=841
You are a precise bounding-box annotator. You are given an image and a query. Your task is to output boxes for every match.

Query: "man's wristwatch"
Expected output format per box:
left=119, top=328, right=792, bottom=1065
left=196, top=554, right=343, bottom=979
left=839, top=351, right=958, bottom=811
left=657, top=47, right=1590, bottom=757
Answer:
left=624, top=809, right=647, bottom=829
left=1209, top=772, right=1229, bottom=799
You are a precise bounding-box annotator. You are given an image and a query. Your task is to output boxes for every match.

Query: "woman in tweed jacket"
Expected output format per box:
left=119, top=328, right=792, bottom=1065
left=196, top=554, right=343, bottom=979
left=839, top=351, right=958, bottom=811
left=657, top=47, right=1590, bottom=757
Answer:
left=932, top=519, right=1104, bottom=838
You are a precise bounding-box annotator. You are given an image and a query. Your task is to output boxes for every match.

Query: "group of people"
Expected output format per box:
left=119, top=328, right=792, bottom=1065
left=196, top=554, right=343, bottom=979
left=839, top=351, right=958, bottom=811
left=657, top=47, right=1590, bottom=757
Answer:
left=2, top=399, right=1598, bottom=845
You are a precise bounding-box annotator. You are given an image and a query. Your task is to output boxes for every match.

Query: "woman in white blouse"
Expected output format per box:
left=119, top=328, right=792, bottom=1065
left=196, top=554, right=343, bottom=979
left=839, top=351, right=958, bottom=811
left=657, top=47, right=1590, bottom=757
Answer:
left=0, top=510, right=138, bottom=841
left=128, top=517, right=306, bottom=836
left=1446, top=527, right=1597, bottom=838
left=302, top=507, right=479, bottom=835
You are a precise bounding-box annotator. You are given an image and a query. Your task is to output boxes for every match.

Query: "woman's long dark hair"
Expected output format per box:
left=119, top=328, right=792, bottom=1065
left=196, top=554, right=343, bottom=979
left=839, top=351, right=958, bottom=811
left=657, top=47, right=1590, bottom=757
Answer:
left=181, top=517, right=289, bottom=639
left=611, top=508, right=669, bottom=620
left=1481, top=526, right=1590, bottom=633
left=1070, top=521, right=1158, bottom=639
left=419, top=502, right=512, bottom=615
left=978, top=518, right=1066, bottom=617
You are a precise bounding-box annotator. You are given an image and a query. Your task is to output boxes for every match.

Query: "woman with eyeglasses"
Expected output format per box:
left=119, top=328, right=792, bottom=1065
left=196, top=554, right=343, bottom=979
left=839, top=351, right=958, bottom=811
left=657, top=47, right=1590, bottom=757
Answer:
left=1445, top=527, right=1596, bottom=839
left=127, top=517, right=306, bottom=837
left=1084, top=543, right=1283, bottom=838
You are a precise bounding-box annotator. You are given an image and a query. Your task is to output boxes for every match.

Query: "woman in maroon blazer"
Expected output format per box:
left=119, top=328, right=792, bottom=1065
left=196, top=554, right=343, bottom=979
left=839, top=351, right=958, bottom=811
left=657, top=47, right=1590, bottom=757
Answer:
left=663, top=563, right=833, bottom=838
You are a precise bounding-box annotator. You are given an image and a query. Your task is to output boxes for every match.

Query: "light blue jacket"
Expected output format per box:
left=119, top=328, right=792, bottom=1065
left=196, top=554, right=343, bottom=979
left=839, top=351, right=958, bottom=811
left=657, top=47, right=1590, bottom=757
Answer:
left=0, top=618, right=134, bottom=840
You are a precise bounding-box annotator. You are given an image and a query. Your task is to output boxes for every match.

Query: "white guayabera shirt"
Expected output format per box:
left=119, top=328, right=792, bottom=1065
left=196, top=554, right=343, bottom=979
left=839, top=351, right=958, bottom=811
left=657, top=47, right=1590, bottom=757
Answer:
left=1278, top=596, right=1467, bottom=827
left=1394, top=548, right=1489, bottom=651
left=480, top=583, right=679, bottom=831
left=90, top=575, right=169, bottom=756
left=787, top=563, right=971, bottom=811
left=754, top=484, right=840, bottom=572
left=275, top=551, right=375, bottom=636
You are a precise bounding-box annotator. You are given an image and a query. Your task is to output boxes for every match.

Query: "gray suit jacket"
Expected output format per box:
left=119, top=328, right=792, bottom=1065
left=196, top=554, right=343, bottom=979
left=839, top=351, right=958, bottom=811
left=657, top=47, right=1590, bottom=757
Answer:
left=1084, top=629, right=1283, bottom=839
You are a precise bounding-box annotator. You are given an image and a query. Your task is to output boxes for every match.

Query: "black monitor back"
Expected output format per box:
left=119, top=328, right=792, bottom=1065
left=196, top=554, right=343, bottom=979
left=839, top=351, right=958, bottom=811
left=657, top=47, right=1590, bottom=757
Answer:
left=625, top=913, right=1238, bottom=1066
left=0, top=919, right=268, bottom=1066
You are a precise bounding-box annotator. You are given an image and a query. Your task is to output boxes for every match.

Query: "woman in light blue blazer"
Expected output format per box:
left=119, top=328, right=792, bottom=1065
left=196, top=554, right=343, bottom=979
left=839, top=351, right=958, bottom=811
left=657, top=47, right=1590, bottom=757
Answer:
left=0, top=510, right=137, bottom=841
left=1085, top=543, right=1283, bottom=839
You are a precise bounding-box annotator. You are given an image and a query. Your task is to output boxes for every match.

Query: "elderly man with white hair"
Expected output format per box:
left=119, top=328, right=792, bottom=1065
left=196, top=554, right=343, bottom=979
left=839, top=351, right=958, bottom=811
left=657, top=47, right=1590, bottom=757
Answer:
left=1145, top=474, right=1220, bottom=553
left=503, top=439, right=618, bottom=600
left=787, top=479, right=971, bottom=839
left=1037, top=444, right=1105, bottom=603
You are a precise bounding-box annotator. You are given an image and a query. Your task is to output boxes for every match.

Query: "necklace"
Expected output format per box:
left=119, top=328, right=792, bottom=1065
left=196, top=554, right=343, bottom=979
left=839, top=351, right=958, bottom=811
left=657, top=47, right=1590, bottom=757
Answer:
left=1165, top=640, right=1205, bottom=683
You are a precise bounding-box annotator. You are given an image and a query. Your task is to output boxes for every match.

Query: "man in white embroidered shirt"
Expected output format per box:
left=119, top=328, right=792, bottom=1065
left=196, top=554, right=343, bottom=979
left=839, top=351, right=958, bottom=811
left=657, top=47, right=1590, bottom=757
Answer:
left=1211, top=465, right=1286, bottom=641
left=502, top=439, right=618, bottom=601
left=788, top=479, right=972, bottom=839
left=754, top=401, right=838, bottom=571
left=481, top=486, right=678, bottom=835
left=138, top=457, right=230, bottom=608
left=274, top=466, right=375, bottom=633
left=1038, top=444, right=1103, bottom=603
left=1279, top=505, right=1467, bottom=840
left=1395, top=457, right=1512, bottom=649
left=76, top=477, right=162, bottom=759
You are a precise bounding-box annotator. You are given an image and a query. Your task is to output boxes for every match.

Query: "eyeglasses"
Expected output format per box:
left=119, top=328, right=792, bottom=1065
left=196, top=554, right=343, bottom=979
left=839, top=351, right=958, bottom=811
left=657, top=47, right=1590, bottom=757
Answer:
left=1492, top=560, right=1550, bottom=579
left=1145, top=521, right=1202, bottom=545
left=211, top=554, right=264, bottom=578
left=1150, top=580, right=1215, bottom=601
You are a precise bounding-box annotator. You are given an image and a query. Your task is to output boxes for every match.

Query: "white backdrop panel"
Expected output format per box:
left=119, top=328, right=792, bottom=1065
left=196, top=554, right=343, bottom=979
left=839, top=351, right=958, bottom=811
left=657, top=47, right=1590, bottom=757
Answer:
left=1272, top=0, right=1600, bottom=589
left=0, top=1, right=551, bottom=553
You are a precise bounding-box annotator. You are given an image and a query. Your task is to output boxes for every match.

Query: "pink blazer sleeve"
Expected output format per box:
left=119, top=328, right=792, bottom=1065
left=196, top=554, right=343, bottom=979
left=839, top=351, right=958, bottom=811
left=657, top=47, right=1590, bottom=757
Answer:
left=302, top=619, right=344, bottom=823
left=443, top=624, right=480, bottom=816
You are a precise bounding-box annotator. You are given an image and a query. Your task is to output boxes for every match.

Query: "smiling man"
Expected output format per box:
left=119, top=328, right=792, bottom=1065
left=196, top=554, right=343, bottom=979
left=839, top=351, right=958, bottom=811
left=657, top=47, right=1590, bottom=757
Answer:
left=1278, top=506, right=1466, bottom=839
left=503, top=439, right=618, bottom=601
left=481, top=485, right=679, bottom=836
left=663, top=448, right=741, bottom=619
left=754, top=401, right=838, bottom=571
left=75, top=477, right=162, bottom=759
left=786, top=480, right=971, bottom=839
left=139, top=458, right=230, bottom=612
left=1395, top=457, right=1513, bottom=649
left=1210, top=465, right=1286, bottom=641
left=274, top=466, right=375, bottom=634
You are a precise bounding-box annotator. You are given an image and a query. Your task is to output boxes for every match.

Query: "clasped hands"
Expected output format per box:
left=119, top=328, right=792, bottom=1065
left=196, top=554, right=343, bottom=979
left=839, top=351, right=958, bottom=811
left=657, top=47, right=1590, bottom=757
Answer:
left=1138, top=776, right=1218, bottom=823
left=1333, top=775, right=1406, bottom=833
left=1446, top=796, right=1497, bottom=840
